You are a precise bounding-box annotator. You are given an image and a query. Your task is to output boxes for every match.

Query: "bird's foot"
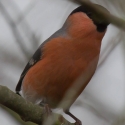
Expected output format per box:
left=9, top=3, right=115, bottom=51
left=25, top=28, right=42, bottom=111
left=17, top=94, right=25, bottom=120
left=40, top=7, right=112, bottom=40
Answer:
left=44, top=104, right=52, bottom=116
left=75, top=120, right=82, bottom=125
left=39, top=102, right=52, bottom=116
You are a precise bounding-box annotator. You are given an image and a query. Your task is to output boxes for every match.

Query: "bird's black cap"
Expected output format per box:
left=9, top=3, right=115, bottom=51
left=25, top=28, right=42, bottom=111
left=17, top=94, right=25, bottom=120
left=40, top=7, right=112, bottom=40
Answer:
left=70, top=5, right=110, bottom=32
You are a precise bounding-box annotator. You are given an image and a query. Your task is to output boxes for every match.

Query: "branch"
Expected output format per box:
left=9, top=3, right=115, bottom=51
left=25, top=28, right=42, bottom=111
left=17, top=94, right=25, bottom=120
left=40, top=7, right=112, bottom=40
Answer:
left=0, top=85, right=73, bottom=125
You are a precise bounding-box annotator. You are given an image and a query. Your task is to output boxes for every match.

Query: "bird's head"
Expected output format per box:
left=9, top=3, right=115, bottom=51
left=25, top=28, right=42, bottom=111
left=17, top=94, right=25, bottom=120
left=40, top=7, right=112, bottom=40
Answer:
left=69, top=4, right=110, bottom=32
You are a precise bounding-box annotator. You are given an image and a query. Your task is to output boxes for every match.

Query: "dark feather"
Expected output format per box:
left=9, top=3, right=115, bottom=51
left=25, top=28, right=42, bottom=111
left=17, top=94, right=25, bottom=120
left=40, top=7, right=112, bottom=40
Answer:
left=15, top=47, right=42, bottom=92
left=15, top=27, right=67, bottom=93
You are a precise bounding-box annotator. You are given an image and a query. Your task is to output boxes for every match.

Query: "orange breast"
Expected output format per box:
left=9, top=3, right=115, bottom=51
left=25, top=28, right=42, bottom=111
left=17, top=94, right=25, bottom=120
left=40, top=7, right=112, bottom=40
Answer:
left=22, top=14, right=106, bottom=108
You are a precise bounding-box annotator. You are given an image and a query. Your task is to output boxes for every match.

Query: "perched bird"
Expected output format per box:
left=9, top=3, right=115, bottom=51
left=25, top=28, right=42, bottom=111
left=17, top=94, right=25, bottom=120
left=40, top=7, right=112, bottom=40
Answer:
left=16, top=4, right=110, bottom=125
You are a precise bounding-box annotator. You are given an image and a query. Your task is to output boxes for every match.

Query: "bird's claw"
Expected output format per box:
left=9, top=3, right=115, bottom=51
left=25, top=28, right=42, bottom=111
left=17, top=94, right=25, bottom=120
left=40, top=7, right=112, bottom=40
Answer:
left=44, top=104, right=52, bottom=116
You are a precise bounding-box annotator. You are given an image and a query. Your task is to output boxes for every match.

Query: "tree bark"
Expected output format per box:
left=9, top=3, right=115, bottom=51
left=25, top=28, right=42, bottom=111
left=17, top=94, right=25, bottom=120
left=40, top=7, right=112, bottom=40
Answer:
left=0, top=85, right=73, bottom=125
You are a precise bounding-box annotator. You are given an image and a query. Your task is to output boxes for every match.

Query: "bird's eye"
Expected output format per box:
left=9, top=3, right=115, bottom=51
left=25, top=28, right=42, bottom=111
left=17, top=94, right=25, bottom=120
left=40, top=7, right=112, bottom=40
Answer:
left=87, top=12, right=92, bottom=17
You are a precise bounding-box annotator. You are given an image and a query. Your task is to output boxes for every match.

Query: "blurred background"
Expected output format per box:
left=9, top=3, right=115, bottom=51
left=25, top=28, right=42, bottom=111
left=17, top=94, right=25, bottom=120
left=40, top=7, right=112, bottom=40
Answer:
left=0, top=0, right=125, bottom=125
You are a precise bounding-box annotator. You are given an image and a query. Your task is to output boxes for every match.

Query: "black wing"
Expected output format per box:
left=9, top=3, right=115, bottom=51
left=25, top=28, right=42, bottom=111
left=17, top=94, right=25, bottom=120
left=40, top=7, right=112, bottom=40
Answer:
left=15, top=28, right=66, bottom=94
left=15, top=46, right=42, bottom=94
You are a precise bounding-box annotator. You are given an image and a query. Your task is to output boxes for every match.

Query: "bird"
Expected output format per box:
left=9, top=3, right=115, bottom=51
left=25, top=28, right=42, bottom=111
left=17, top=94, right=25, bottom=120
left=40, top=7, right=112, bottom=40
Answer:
left=16, top=3, right=110, bottom=125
